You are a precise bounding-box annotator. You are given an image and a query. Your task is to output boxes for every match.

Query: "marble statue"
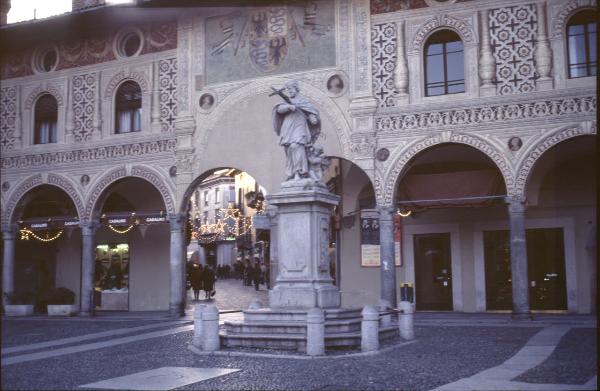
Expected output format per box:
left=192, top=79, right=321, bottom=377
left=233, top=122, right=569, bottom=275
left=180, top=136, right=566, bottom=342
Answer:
left=271, top=80, right=322, bottom=182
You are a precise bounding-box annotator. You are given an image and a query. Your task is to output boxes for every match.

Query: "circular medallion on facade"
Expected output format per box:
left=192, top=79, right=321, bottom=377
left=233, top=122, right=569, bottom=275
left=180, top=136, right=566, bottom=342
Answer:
left=81, top=174, right=90, bottom=186
left=376, top=148, right=390, bottom=161
left=114, top=28, right=144, bottom=58
left=508, top=136, right=523, bottom=151
left=1, top=182, right=9, bottom=192
left=169, top=166, right=177, bottom=177
left=199, top=93, right=215, bottom=111
left=32, top=45, right=59, bottom=73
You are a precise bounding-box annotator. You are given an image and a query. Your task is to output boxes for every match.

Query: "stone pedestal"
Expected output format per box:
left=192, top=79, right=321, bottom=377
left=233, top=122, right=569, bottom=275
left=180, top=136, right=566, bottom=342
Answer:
left=267, top=183, right=341, bottom=309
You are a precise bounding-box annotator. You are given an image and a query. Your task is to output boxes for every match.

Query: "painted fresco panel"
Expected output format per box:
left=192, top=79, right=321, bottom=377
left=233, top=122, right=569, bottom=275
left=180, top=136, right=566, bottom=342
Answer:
left=205, top=1, right=336, bottom=85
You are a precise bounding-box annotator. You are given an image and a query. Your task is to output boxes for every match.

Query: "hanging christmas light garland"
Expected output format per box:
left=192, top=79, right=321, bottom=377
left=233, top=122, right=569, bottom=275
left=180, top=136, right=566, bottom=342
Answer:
left=20, top=229, right=64, bottom=242
left=108, top=224, right=135, bottom=234
left=193, top=205, right=254, bottom=244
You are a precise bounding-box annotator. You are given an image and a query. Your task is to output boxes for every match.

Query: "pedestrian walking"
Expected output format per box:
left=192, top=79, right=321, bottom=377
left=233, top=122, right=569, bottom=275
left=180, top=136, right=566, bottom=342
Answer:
left=203, top=265, right=216, bottom=299
left=252, top=259, right=261, bottom=291
left=190, top=263, right=203, bottom=301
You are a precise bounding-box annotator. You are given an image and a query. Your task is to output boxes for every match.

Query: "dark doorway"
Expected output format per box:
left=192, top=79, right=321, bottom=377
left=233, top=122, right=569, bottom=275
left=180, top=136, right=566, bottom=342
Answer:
left=527, top=228, right=567, bottom=310
left=414, top=233, right=453, bottom=310
left=483, top=228, right=567, bottom=311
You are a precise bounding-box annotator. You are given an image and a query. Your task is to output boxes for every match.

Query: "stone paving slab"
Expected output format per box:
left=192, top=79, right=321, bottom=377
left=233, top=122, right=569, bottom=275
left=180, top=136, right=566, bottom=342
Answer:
left=0, top=319, right=167, bottom=348
left=79, top=367, right=240, bottom=390
left=515, top=328, right=598, bottom=385
left=434, top=325, right=596, bottom=391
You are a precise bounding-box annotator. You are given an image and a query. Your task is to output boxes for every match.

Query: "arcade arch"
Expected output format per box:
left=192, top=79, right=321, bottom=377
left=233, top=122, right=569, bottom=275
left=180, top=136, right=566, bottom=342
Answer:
left=88, top=177, right=170, bottom=312
left=181, top=167, right=270, bottom=309
left=5, top=184, right=81, bottom=312
left=522, top=135, right=596, bottom=313
left=391, top=143, right=508, bottom=312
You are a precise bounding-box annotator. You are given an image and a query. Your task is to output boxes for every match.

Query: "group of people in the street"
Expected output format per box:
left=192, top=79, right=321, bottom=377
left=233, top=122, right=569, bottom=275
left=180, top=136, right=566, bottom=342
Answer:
left=188, top=263, right=216, bottom=300
left=235, top=258, right=269, bottom=291
left=187, top=257, right=270, bottom=301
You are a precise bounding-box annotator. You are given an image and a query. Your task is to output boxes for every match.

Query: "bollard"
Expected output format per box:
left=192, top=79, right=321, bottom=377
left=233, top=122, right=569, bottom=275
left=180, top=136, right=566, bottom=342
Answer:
left=306, top=307, right=325, bottom=356
left=192, top=303, right=205, bottom=348
left=201, top=304, right=220, bottom=351
left=398, top=300, right=415, bottom=340
left=377, top=299, right=391, bottom=326
left=361, top=305, right=379, bottom=352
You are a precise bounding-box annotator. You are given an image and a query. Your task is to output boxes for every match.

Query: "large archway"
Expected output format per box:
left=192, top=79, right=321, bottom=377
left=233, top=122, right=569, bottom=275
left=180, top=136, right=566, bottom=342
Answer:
left=90, top=177, right=170, bottom=311
left=182, top=167, right=270, bottom=310
left=8, top=184, right=81, bottom=313
left=523, top=135, right=596, bottom=313
left=392, top=143, right=507, bottom=312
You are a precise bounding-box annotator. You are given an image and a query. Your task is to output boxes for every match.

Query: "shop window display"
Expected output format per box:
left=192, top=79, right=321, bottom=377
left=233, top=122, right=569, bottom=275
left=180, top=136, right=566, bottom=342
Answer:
left=94, top=243, right=129, bottom=310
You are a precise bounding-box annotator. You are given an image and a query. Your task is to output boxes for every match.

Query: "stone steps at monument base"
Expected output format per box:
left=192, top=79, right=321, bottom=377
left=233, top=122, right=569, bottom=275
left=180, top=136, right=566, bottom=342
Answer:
left=223, top=318, right=362, bottom=334
left=243, top=308, right=363, bottom=322
left=220, top=325, right=399, bottom=352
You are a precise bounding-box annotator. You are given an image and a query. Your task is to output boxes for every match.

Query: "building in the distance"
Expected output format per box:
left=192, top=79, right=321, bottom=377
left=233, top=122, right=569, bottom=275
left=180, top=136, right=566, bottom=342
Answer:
left=0, top=0, right=596, bottom=316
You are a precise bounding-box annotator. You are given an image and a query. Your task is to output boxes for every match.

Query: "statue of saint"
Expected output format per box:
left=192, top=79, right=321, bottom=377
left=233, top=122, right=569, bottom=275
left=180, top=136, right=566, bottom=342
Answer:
left=271, top=80, right=321, bottom=181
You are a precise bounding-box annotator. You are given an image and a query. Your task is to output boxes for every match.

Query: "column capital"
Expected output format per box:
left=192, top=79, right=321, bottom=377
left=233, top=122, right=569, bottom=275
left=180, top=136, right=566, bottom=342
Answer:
left=377, top=205, right=396, bottom=221
left=169, top=213, right=186, bottom=231
left=80, top=221, right=100, bottom=236
left=1, top=223, right=19, bottom=238
left=506, top=196, right=527, bottom=213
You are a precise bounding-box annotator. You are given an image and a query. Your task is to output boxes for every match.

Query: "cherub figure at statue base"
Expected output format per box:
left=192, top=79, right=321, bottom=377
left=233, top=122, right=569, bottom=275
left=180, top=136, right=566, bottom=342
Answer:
left=307, top=145, right=329, bottom=182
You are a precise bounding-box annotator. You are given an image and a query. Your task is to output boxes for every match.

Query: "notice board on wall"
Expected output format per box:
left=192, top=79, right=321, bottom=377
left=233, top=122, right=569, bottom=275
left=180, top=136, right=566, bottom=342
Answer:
left=360, top=209, right=402, bottom=267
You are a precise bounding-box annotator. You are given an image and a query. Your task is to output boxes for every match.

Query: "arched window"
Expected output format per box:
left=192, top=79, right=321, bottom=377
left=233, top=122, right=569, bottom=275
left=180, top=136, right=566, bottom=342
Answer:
left=424, top=30, right=465, bottom=96
left=567, top=11, right=597, bottom=78
left=115, top=81, right=142, bottom=134
left=34, top=94, right=58, bottom=144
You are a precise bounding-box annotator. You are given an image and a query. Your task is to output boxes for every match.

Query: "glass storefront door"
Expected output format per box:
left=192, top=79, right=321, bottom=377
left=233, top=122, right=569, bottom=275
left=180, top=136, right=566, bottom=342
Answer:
left=483, top=228, right=567, bottom=311
left=94, top=243, right=129, bottom=311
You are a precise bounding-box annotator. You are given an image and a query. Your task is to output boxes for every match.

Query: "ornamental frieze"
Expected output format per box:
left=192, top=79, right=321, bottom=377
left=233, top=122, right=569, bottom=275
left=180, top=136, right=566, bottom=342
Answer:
left=376, top=96, right=597, bottom=131
left=0, top=139, right=177, bottom=169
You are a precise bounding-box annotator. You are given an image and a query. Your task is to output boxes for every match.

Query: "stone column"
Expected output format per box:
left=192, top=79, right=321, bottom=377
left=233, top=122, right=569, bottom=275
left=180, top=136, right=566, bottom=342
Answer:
left=394, top=20, right=409, bottom=104
left=535, top=1, right=553, bottom=90
left=378, top=206, right=397, bottom=308
left=507, top=197, right=530, bottom=318
left=479, top=9, right=496, bottom=95
left=169, top=213, right=186, bottom=316
left=80, top=221, right=98, bottom=316
left=2, top=225, right=17, bottom=307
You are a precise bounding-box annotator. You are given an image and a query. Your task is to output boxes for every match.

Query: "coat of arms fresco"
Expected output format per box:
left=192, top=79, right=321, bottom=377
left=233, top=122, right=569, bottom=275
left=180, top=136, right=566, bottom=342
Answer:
left=205, top=1, right=335, bottom=84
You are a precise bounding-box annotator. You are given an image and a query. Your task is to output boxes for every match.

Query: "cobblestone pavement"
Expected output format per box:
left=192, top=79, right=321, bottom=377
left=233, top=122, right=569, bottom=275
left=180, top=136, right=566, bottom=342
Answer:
left=186, top=278, right=269, bottom=311
left=1, top=312, right=596, bottom=390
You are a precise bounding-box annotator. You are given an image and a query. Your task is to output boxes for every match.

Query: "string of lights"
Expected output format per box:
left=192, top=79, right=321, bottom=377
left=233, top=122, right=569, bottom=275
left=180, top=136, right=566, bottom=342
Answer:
left=108, top=224, right=135, bottom=234
left=19, top=229, right=64, bottom=242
